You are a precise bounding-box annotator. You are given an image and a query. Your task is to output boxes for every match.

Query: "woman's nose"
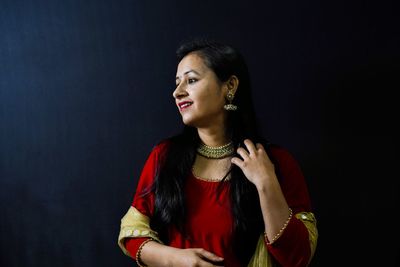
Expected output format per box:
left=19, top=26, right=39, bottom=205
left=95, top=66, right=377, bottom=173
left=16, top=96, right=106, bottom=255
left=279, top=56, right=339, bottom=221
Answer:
left=173, top=83, right=188, bottom=99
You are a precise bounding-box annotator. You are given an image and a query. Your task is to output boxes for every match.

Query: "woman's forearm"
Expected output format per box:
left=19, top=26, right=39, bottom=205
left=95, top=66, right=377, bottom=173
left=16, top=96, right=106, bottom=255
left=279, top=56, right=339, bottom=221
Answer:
left=257, top=177, right=291, bottom=243
left=138, top=241, right=224, bottom=267
left=139, top=241, right=176, bottom=267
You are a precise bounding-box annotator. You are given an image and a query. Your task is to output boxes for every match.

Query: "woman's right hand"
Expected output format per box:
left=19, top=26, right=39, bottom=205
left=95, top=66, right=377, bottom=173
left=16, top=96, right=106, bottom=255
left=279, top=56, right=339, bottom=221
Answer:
left=140, top=241, right=224, bottom=267
left=169, top=248, right=224, bottom=267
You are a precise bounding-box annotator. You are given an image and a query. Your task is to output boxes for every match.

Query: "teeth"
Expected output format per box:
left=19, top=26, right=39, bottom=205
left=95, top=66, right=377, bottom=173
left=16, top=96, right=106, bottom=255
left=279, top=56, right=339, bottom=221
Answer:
left=181, top=103, right=192, bottom=108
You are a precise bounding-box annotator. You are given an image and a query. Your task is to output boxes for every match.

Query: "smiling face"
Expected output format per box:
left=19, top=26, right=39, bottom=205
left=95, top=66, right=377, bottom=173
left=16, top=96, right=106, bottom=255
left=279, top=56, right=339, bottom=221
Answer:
left=173, top=53, right=229, bottom=128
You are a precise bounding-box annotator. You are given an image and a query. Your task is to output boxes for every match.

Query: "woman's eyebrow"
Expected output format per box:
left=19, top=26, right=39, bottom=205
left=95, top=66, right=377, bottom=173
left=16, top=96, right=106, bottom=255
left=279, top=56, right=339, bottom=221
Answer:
left=176, top=70, right=200, bottom=80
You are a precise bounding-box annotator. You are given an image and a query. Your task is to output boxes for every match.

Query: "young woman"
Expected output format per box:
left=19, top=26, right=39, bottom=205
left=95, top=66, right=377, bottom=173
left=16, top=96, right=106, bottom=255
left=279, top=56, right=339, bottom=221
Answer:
left=118, top=39, right=318, bottom=267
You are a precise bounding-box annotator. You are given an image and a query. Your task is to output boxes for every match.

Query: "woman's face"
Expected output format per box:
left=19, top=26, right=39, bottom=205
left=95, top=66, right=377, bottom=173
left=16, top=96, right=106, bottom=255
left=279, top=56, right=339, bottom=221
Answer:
left=173, top=53, right=228, bottom=128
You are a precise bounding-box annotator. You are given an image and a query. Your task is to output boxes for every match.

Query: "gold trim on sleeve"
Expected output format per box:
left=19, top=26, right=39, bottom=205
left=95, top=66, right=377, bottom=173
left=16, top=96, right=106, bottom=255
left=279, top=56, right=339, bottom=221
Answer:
left=295, top=211, right=318, bottom=261
left=117, top=206, right=162, bottom=257
left=248, top=211, right=318, bottom=267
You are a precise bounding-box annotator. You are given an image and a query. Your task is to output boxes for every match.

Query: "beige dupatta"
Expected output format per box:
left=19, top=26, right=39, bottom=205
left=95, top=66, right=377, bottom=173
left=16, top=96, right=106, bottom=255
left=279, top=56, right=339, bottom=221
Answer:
left=118, top=207, right=318, bottom=266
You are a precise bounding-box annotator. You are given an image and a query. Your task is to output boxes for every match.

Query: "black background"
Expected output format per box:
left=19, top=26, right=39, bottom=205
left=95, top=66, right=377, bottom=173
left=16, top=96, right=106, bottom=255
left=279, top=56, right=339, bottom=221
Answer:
left=1, top=0, right=399, bottom=266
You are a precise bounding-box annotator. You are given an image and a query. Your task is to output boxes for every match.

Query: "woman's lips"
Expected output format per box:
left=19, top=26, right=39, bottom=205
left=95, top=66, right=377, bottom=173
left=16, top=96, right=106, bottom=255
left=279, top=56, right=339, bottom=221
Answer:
left=178, top=101, right=193, bottom=111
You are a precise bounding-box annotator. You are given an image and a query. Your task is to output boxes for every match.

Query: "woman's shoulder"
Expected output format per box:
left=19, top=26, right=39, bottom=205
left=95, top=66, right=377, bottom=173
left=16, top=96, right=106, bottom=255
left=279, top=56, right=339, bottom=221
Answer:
left=152, top=139, right=171, bottom=152
left=144, top=139, right=170, bottom=163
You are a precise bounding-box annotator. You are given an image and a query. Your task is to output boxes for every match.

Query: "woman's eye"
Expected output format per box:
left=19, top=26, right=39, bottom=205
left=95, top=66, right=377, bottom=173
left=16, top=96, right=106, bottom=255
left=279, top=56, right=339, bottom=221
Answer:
left=188, top=78, right=197, bottom=84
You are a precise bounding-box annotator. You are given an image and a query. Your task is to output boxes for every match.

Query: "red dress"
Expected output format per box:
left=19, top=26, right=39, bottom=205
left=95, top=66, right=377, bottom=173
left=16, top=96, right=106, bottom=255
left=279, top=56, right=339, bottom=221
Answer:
left=125, top=141, right=313, bottom=267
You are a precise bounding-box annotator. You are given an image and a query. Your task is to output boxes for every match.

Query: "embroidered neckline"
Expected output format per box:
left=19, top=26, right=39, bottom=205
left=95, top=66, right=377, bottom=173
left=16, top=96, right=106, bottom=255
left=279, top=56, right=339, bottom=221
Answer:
left=191, top=167, right=231, bottom=183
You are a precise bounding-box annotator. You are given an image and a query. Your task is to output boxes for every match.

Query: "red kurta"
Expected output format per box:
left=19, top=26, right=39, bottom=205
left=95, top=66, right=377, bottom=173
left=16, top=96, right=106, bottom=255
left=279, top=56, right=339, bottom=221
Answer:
left=125, top=141, right=313, bottom=267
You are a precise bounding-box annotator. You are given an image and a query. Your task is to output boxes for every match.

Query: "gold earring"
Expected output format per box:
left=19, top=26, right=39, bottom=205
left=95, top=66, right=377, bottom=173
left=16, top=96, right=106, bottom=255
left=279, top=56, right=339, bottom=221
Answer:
left=224, top=92, right=238, bottom=111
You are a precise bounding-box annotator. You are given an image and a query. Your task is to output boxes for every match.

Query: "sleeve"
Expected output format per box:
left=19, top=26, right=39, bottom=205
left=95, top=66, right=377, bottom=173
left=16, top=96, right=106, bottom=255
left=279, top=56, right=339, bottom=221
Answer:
left=265, top=147, right=318, bottom=267
left=117, top=142, right=168, bottom=259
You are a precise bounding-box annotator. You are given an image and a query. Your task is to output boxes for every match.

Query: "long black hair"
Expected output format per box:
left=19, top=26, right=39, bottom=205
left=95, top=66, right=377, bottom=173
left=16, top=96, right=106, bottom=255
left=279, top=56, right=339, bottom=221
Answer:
left=150, top=38, right=269, bottom=265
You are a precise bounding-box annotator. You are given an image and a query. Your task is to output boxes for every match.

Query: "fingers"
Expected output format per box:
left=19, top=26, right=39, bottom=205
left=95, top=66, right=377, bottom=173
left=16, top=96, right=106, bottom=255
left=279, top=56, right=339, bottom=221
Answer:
left=256, top=142, right=265, bottom=152
left=236, top=146, right=249, bottom=160
left=237, top=139, right=263, bottom=158
left=231, top=140, right=267, bottom=169
left=243, top=139, right=257, bottom=154
left=231, top=139, right=255, bottom=168
left=230, top=156, right=243, bottom=168
left=195, top=248, right=224, bottom=263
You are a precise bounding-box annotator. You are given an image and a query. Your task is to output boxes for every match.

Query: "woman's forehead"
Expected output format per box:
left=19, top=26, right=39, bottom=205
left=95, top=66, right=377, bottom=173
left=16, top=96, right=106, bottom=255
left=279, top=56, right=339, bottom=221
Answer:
left=176, top=53, right=209, bottom=77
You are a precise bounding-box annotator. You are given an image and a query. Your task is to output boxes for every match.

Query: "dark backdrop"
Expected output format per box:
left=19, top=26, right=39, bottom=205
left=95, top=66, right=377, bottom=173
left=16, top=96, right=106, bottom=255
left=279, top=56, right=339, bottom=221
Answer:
left=1, top=0, right=398, bottom=266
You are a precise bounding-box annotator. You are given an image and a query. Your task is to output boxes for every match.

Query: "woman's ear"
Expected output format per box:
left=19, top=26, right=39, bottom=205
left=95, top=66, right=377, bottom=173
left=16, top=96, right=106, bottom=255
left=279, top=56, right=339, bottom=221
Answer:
left=224, top=75, right=239, bottom=95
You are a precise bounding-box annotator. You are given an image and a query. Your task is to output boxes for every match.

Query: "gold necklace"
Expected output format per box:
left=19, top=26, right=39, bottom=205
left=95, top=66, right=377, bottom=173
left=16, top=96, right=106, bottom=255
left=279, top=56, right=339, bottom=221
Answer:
left=196, top=141, right=234, bottom=159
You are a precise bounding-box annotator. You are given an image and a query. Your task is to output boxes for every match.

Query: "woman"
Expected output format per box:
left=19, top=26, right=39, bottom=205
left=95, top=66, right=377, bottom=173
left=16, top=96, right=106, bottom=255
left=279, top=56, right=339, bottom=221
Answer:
left=118, top=38, right=318, bottom=267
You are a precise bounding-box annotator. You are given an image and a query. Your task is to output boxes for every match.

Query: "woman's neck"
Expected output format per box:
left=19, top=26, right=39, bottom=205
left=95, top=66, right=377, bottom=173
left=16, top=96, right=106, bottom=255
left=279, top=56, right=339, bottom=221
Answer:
left=197, top=127, right=230, bottom=147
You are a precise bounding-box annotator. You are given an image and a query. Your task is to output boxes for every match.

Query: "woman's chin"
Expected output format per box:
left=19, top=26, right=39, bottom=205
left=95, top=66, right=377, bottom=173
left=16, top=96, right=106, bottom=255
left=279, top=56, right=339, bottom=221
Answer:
left=182, top=120, right=195, bottom=127
left=181, top=116, right=198, bottom=127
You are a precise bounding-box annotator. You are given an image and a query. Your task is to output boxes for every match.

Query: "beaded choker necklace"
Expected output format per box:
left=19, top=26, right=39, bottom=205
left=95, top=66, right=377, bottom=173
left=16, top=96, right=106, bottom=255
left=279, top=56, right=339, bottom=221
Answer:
left=196, top=141, right=234, bottom=159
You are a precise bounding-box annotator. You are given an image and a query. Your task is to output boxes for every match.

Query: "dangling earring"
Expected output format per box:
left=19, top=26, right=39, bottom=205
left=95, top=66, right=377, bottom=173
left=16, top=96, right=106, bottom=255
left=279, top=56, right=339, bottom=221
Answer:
left=224, top=91, right=238, bottom=111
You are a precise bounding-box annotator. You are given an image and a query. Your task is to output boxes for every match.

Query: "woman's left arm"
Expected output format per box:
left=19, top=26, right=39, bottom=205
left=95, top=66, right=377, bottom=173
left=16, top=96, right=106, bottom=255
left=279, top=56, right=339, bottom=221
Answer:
left=231, top=139, right=317, bottom=267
